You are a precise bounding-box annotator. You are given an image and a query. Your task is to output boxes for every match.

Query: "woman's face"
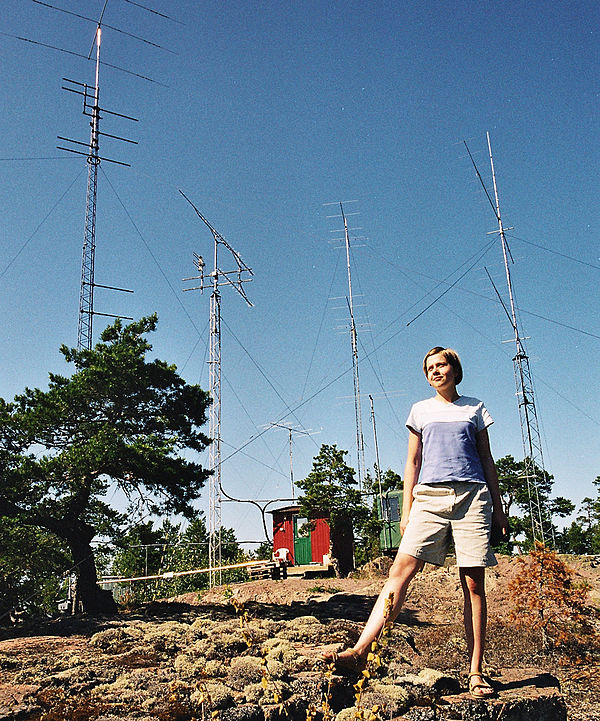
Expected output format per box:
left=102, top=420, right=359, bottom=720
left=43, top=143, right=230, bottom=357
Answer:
left=425, top=352, right=456, bottom=389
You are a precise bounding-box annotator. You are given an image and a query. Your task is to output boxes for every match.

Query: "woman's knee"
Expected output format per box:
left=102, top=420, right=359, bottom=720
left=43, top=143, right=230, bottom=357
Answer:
left=460, top=568, right=486, bottom=596
left=389, top=553, right=424, bottom=582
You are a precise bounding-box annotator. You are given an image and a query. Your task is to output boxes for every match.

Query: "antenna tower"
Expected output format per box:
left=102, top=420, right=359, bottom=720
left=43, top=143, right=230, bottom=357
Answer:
left=486, top=133, right=553, bottom=546
left=58, top=18, right=136, bottom=349
left=340, top=203, right=367, bottom=490
left=182, top=192, right=253, bottom=587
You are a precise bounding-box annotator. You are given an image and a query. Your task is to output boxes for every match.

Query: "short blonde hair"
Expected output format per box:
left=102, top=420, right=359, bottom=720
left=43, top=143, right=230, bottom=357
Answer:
left=423, top=347, right=463, bottom=385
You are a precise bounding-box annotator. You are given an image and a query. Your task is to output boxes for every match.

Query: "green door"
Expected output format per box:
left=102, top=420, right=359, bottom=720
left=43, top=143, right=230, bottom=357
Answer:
left=293, top=516, right=312, bottom=565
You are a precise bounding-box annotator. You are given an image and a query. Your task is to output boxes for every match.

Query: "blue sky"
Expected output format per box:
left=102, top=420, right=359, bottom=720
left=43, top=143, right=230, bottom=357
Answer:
left=1, top=0, right=599, bottom=546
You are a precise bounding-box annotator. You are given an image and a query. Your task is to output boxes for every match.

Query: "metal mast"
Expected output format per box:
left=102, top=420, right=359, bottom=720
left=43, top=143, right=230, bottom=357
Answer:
left=182, top=192, right=253, bottom=587
left=78, top=26, right=101, bottom=350
left=58, top=16, right=137, bottom=348
left=487, top=132, right=552, bottom=545
left=369, top=394, right=388, bottom=541
left=340, top=203, right=366, bottom=491
left=269, top=423, right=314, bottom=500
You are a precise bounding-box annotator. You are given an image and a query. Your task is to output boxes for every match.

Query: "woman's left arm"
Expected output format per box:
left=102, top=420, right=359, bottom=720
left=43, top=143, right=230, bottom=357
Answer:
left=476, top=427, right=509, bottom=533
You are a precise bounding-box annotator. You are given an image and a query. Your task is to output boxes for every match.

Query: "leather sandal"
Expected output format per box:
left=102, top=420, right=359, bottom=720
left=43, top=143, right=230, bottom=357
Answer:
left=468, top=671, right=496, bottom=699
left=320, top=649, right=366, bottom=675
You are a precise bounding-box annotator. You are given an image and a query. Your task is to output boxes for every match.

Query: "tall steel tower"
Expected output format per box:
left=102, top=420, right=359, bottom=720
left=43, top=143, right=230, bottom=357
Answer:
left=58, top=21, right=136, bottom=349
left=78, top=26, right=101, bottom=350
left=182, top=192, right=253, bottom=587
left=486, top=133, right=553, bottom=545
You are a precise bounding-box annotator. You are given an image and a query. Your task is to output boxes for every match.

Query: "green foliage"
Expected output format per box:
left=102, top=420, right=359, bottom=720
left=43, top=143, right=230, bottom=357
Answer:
left=0, top=316, right=211, bottom=613
left=557, top=477, right=600, bottom=554
left=296, top=444, right=362, bottom=528
left=496, top=454, right=574, bottom=551
left=252, top=541, right=273, bottom=561
left=110, top=517, right=248, bottom=605
left=296, top=444, right=370, bottom=575
left=380, top=468, right=402, bottom=493
left=0, top=517, right=70, bottom=619
left=354, top=468, right=402, bottom=566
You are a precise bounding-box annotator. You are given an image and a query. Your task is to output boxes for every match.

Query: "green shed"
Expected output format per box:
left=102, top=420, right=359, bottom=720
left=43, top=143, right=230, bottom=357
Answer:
left=378, top=489, right=403, bottom=553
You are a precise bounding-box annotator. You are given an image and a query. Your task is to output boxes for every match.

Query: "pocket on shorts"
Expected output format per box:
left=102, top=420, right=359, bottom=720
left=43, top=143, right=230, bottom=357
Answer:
left=413, top=484, right=454, bottom=499
left=412, top=484, right=455, bottom=514
left=471, top=484, right=493, bottom=518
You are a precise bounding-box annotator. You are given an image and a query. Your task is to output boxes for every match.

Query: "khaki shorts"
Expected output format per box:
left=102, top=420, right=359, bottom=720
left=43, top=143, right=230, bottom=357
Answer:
left=398, top=482, right=497, bottom=568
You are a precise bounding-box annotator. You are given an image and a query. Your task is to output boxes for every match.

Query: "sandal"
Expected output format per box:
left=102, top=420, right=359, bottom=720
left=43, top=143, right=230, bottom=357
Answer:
left=468, top=671, right=496, bottom=699
left=320, top=649, right=366, bottom=675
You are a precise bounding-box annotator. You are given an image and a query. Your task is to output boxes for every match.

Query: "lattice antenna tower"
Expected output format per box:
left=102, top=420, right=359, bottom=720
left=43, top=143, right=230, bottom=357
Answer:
left=58, top=10, right=137, bottom=349
left=339, top=202, right=367, bottom=491
left=181, top=191, right=253, bottom=587
left=486, top=133, right=553, bottom=545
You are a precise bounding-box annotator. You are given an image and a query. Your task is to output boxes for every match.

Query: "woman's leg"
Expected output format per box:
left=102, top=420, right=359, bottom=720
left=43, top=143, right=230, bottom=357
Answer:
left=459, top=566, right=486, bottom=671
left=340, top=552, right=424, bottom=660
left=460, top=566, right=494, bottom=696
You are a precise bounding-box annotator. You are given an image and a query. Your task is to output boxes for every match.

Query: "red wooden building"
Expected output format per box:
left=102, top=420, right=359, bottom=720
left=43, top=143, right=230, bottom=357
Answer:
left=268, top=505, right=354, bottom=573
left=268, top=505, right=331, bottom=566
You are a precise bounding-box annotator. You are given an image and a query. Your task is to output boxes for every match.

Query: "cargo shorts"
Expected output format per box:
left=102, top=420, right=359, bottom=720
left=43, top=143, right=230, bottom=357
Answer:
left=398, top=481, right=497, bottom=568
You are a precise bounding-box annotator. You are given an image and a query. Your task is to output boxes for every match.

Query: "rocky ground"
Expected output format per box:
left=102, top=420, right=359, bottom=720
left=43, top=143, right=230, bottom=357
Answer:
left=0, top=556, right=598, bottom=721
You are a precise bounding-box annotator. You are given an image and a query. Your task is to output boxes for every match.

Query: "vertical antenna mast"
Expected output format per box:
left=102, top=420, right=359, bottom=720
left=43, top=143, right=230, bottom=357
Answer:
left=78, top=25, right=102, bottom=350
left=340, top=203, right=366, bottom=491
left=182, top=192, right=253, bottom=587
left=487, top=132, right=553, bottom=546
left=58, top=9, right=137, bottom=348
left=268, top=423, right=314, bottom=500
left=369, top=394, right=385, bottom=510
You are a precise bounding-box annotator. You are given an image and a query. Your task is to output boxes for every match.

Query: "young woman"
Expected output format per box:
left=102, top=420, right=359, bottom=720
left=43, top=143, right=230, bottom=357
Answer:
left=323, top=347, right=508, bottom=698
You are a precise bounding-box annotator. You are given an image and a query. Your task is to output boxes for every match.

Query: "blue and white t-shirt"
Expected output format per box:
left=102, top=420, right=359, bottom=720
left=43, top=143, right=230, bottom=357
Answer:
left=406, top=396, right=493, bottom=485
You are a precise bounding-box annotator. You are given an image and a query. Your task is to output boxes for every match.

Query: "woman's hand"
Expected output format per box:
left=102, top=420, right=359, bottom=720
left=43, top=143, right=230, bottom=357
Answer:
left=491, top=506, right=509, bottom=543
left=400, top=513, right=411, bottom=536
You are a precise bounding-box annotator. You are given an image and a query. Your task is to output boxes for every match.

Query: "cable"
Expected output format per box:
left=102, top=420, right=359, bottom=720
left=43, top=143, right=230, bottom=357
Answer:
left=0, top=156, right=78, bottom=162
left=406, top=237, right=498, bottom=326
left=0, top=31, right=166, bottom=86
left=221, top=316, right=318, bottom=449
left=31, top=0, right=175, bottom=53
left=122, top=0, right=185, bottom=24
left=507, top=232, right=600, bottom=272
left=0, top=166, right=85, bottom=280
left=299, top=244, right=342, bottom=401
left=101, top=168, right=204, bottom=338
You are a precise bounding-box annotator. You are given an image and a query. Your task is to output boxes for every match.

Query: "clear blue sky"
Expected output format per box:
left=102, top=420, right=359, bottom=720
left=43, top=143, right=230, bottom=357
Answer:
left=1, top=0, right=599, bottom=545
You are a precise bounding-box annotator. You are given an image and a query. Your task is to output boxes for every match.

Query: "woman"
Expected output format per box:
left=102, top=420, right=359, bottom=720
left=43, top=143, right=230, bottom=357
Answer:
left=323, top=347, right=508, bottom=698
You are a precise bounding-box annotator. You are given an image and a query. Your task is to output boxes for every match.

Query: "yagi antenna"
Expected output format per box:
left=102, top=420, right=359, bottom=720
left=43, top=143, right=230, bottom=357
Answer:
left=57, top=19, right=137, bottom=349
left=181, top=191, right=253, bottom=587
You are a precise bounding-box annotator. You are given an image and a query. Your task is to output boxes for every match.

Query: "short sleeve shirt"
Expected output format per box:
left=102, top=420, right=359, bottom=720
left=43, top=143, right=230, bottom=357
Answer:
left=406, top=395, right=493, bottom=485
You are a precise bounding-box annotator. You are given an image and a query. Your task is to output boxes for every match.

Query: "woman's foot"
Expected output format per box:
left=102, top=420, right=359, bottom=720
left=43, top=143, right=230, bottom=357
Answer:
left=320, top=649, right=366, bottom=675
left=467, top=672, right=496, bottom=699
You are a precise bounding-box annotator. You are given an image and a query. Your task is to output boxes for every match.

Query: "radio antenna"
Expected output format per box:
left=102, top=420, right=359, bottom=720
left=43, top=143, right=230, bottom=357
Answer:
left=485, top=133, right=554, bottom=546
left=58, top=18, right=137, bottom=348
left=181, top=190, right=253, bottom=587
left=340, top=203, right=367, bottom=490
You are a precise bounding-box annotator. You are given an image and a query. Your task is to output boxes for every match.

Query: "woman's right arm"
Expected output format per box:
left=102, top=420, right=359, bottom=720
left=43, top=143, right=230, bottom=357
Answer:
left=401, top=429, right=422, bottom=535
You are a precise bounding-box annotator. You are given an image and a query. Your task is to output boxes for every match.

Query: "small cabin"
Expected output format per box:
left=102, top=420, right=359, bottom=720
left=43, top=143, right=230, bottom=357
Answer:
left=378, top=489, right=403, bottom=553
left=268, top=505, right=333, bottom=567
